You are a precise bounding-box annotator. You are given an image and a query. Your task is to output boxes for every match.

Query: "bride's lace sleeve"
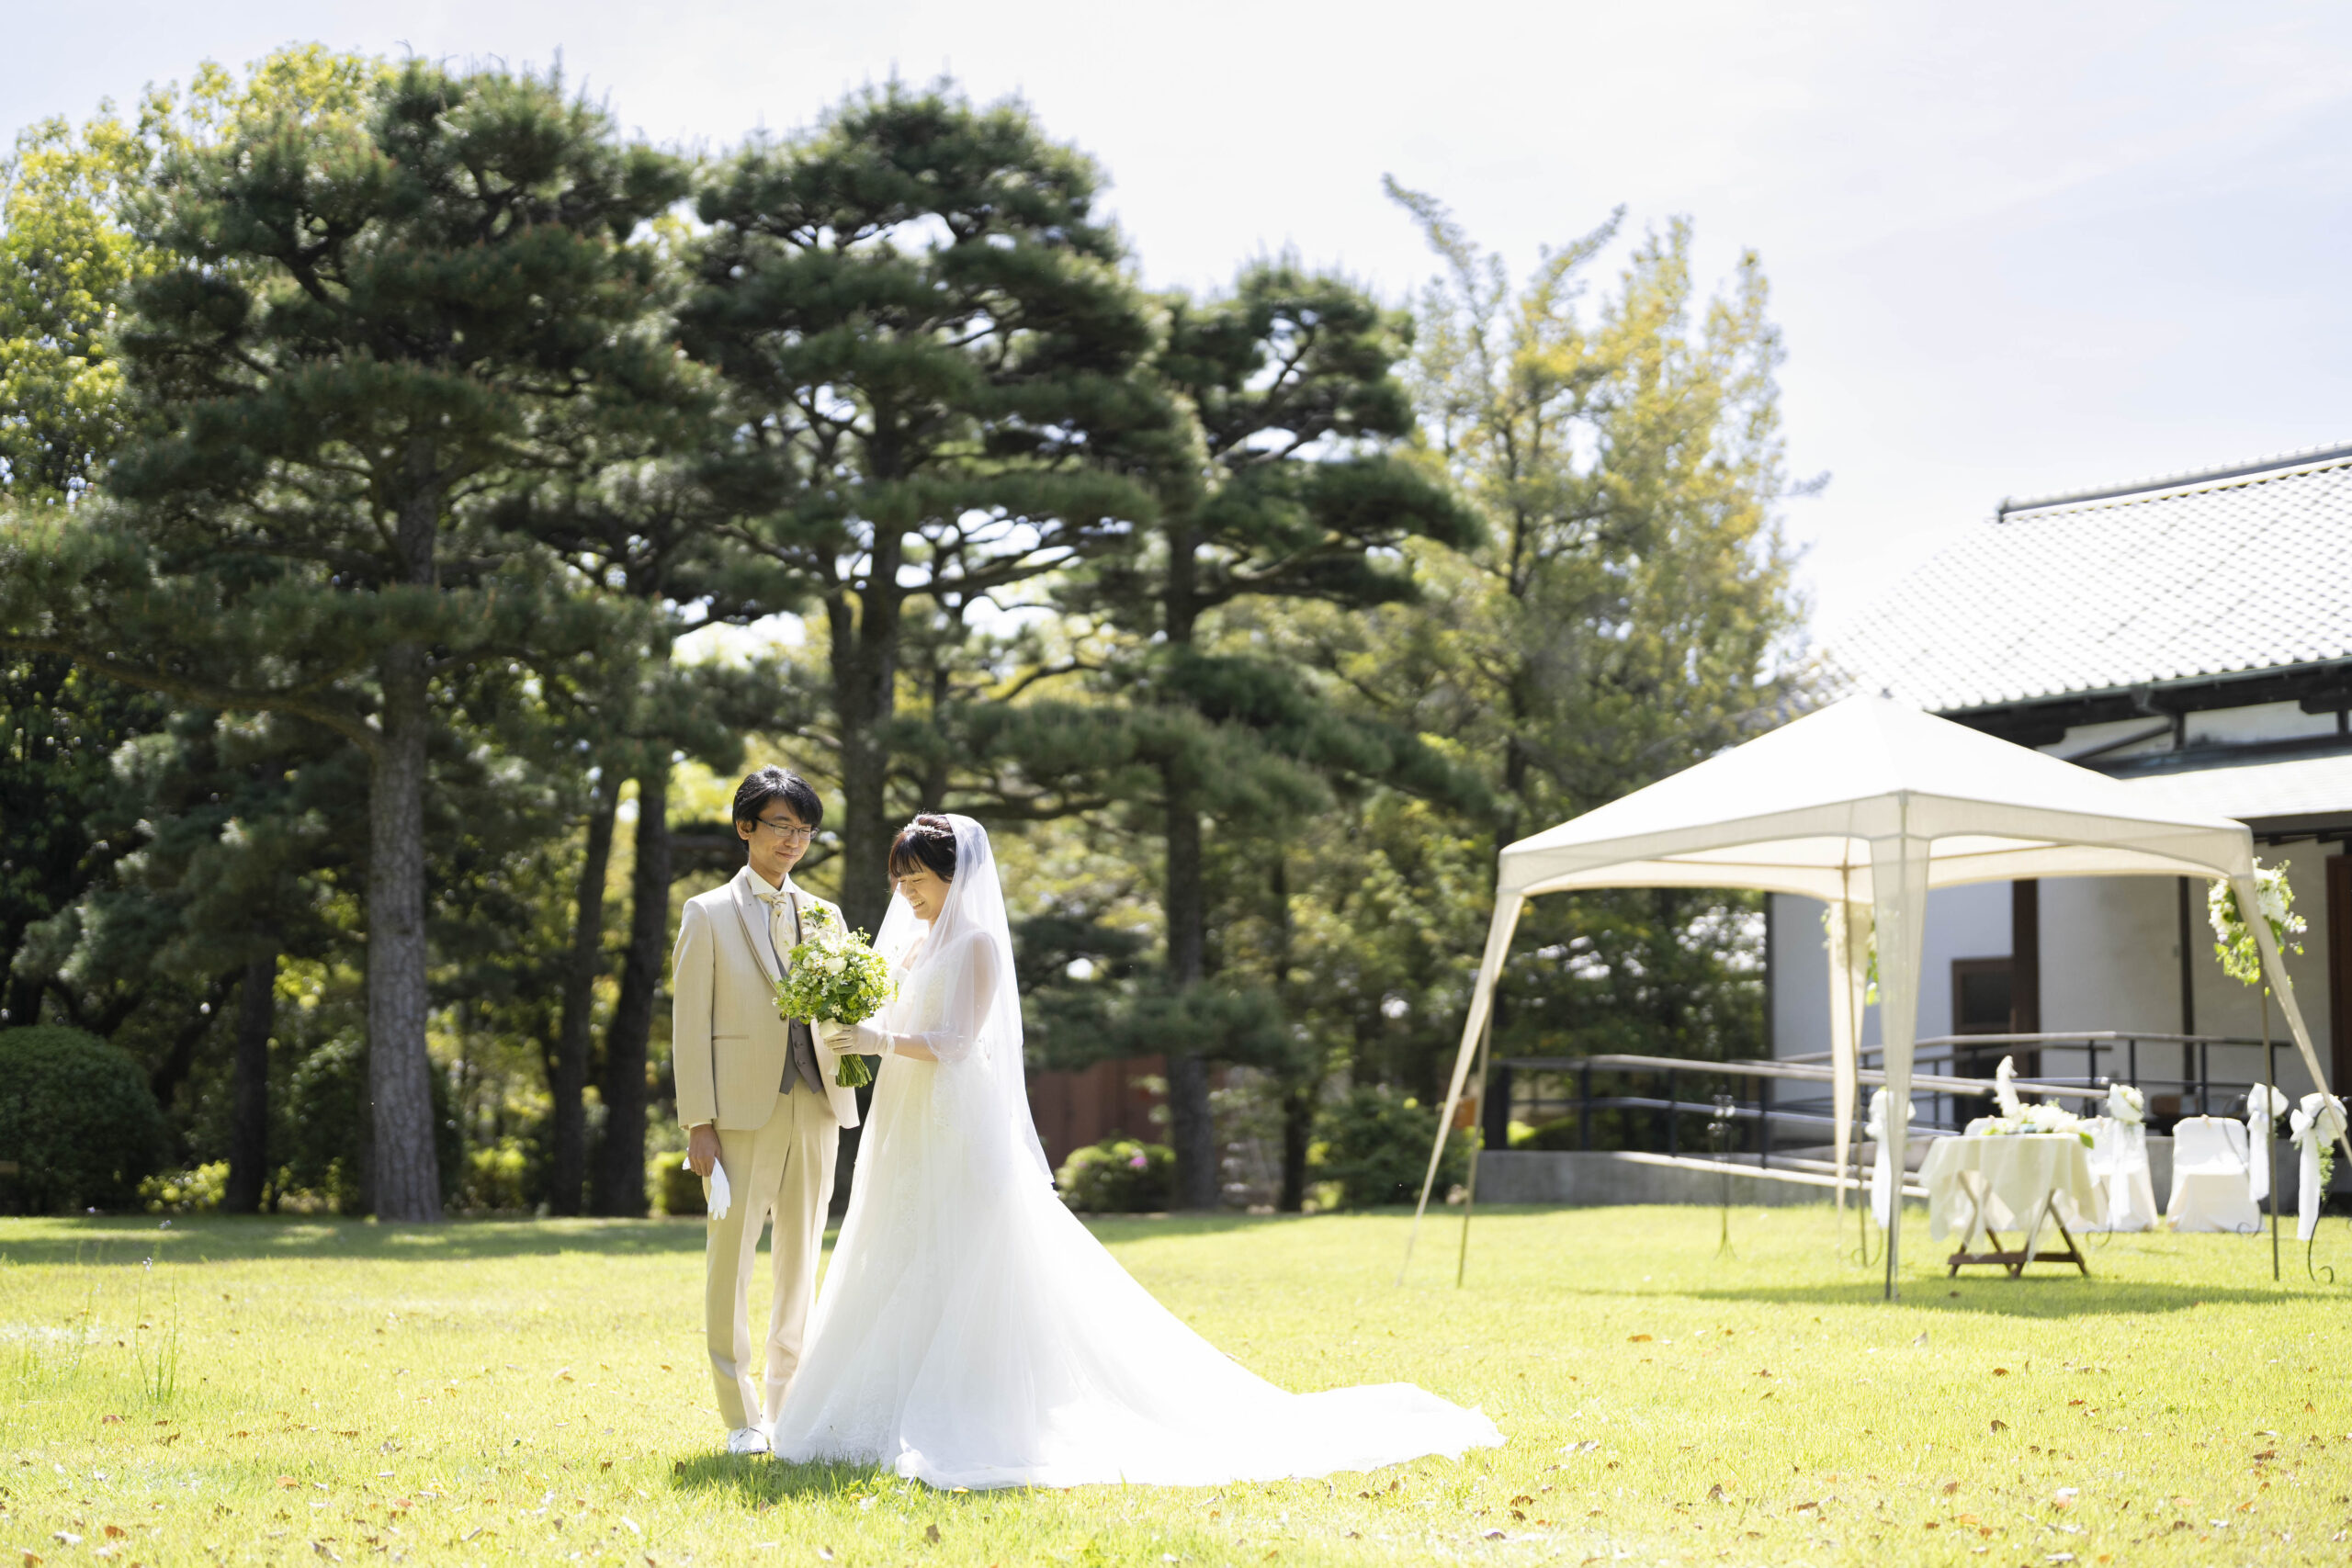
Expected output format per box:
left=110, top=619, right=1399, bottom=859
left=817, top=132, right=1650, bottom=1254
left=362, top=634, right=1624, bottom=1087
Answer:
left=859, top=933, right=995, bottom=1066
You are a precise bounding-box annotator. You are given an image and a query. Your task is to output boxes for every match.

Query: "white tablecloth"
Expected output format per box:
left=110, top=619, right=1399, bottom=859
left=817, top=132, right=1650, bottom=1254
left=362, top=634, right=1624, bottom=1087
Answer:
left=1920, top=1134, right=2105, bottom=1260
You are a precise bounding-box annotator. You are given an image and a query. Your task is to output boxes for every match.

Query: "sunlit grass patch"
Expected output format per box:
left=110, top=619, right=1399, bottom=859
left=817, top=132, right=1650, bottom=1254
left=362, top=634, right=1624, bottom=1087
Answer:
left=3, top=1204, right=2348, bottom=1564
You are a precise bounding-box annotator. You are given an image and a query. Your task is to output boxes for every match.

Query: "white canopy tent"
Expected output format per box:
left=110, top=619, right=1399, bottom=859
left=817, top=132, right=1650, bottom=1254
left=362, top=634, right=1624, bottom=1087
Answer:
left=1405, top=695, right=2352, bottom=1298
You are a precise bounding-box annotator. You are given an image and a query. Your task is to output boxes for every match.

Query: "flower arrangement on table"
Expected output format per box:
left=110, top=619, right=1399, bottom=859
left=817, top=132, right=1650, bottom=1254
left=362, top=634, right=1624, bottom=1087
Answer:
left=1965, top=1101, right=2094, bottom=1146
left=773, top=904, right=895, bottom=1089
left=1963, top=1054, right=2095, bottom=1145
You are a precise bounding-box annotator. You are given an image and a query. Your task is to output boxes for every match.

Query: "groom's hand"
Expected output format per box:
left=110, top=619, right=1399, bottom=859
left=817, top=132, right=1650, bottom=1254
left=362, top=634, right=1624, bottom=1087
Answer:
left=686, top=1122, right=720, bottom=1179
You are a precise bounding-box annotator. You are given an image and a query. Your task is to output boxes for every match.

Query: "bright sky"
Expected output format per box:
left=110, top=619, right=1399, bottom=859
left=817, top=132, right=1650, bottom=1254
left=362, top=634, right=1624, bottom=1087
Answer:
left=10, top=1, right=2350, bottom=640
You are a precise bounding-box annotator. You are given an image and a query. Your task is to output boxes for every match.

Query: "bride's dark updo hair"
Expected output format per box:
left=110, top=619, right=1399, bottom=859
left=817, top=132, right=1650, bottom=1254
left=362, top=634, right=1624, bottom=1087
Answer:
left=888, top=814, right=957, bottom=882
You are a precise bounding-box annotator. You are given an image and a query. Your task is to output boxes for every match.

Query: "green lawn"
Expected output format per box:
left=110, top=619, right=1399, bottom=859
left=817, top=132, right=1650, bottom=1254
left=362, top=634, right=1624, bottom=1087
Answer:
left=4, top=1202, right=2349, bottom=1565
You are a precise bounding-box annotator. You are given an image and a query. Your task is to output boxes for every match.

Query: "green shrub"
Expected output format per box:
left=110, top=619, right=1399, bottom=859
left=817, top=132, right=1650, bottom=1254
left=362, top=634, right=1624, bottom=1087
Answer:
left=1312, top=1085, right=1472, bottom=1209
left=0, top=1025, right=167, bottom=1213
left=655, top=1159, right=706, bottom=1218
left=1056, top=1137, right=1174, bottom=1213
left=141, top=1160, right=230, bottom=1213
left=459, top=1138, right=535, bottom=1213
left=281, top=1034, right=464, bottom=1213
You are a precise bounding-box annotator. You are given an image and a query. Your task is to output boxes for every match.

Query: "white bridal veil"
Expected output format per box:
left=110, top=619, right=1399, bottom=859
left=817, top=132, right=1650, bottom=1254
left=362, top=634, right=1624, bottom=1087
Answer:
left=866, top=814, right=1052, bottom=1184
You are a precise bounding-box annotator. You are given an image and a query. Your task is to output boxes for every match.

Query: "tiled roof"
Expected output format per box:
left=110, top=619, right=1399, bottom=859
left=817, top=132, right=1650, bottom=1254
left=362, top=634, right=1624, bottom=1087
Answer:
left=1826, top=447, right=2352, bottom=713
left=2119, top=750, right=2352, bottom=829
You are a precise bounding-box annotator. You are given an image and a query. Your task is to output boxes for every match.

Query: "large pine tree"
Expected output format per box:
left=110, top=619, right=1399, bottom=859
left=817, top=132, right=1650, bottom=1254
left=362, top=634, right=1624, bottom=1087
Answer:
left=678, top=82, right=1177, bottom=935
left=2, top=61, right=688, bottom=1218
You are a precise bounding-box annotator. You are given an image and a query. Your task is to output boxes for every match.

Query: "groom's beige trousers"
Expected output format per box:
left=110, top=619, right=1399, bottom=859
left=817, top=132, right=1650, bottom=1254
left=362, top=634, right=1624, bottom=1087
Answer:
left=704, top=1088, right=839, bottom=1429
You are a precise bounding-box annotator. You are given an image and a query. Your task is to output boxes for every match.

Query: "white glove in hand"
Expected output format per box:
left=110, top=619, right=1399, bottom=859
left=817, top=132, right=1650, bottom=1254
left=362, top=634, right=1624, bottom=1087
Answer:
left=687, top=1155, right=731, bottom=1220
left=854, top=1021, right=891, bottom=1057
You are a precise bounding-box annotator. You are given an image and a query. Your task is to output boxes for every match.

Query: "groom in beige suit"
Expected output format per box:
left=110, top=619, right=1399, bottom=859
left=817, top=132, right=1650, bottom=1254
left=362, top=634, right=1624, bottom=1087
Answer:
left=673, top=766, right=863, bottom=1455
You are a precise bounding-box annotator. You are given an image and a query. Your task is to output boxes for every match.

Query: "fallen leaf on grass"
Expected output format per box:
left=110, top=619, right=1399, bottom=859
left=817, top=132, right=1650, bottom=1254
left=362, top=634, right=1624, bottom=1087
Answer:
left=1993, top=1368, right=2009, bottom=1377
left=1990, top=1420, right=2008, bottom=1432
left=1706, top=1485, right=1728, bottom=1503
left=1941, top=1482, right=1960, bottom=1495
left=1626, top=1334, right=1652, bottom=1343
left=925, top=1525, right=941, bottom=1543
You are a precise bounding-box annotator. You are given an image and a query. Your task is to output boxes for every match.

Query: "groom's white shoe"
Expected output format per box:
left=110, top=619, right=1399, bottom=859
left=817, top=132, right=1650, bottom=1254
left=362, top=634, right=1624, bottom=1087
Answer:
left=725, top=1426, right=770, bottom=1457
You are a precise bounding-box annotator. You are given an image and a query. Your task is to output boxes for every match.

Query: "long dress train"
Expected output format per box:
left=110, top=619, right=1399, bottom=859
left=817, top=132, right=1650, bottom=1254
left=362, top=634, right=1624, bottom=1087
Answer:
left=768, top=816, right=1500, bottom=1489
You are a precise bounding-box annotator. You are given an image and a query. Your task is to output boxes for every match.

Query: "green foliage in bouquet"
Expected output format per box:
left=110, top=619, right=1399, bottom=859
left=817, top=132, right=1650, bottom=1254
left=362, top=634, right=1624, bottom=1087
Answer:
left=774, top=905, right=895, bottom=1089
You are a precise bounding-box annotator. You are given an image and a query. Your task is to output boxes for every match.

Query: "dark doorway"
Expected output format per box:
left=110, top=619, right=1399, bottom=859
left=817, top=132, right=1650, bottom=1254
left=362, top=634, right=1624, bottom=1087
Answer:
left=1952, top=956, right=2028, bottom=1077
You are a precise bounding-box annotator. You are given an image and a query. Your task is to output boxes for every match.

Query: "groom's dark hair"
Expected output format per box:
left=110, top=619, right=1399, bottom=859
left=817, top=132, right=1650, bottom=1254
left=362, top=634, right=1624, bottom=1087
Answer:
left=733, top=766, right=824, bottom=831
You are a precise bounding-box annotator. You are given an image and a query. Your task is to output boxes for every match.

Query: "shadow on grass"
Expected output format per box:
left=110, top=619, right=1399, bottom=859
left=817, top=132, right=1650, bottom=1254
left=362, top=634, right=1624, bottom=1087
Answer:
left=0, top=1214, right=711, bottom=1267
left=0, top=1210, right=1293, bottom=1269
left=668, top=1453, right=1013, bottom=1506
left=1689, top=1279, right=2320, bottom=1317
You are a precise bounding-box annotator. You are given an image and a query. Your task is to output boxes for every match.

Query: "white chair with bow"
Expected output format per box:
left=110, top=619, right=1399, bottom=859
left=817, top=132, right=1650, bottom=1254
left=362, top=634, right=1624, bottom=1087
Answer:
left=2085, top=1084, right=2157, bottom=1232
left=2166, top=1114, right=2259, bottom=1234
left=2290, top=1093, right=2346, bottom=1242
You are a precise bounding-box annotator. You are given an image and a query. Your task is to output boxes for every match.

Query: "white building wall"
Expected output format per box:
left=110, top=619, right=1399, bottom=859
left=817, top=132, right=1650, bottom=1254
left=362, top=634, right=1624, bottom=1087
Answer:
left=1770, top=883, right=2012, bottom=1056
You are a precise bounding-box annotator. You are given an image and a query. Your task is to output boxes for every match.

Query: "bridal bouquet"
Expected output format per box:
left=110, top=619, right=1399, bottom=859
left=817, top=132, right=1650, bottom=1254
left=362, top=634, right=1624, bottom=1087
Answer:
left=774, top=905, right=895, bottom=1089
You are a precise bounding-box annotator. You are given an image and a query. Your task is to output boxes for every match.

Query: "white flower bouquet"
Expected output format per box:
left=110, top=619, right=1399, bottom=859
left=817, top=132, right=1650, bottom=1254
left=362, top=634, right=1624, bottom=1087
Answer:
left=773, top=904, right=895, bottom=1089
left=2105, top=1083, right=2145, bottom=1125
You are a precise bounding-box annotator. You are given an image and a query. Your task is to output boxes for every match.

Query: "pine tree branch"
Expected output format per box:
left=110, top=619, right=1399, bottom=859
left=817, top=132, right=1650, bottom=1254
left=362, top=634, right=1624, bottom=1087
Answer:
left=0, top=634, right=376, bottom=748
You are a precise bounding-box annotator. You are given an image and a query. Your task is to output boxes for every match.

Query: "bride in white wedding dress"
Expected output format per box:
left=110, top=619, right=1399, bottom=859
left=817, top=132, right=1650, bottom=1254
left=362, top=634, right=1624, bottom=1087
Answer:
left=766, top=813, right=1501, bottom=1490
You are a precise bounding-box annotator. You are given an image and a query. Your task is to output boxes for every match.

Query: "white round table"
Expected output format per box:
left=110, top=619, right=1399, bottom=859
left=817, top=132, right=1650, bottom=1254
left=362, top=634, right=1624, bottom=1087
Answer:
left=1918, top=1134, right=2105, bottom=1278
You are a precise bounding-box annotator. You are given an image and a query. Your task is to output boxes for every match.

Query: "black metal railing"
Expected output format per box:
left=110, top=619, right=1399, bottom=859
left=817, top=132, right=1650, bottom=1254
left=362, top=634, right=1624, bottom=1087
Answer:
left=1487, top=1032, right=2275, bottom=1177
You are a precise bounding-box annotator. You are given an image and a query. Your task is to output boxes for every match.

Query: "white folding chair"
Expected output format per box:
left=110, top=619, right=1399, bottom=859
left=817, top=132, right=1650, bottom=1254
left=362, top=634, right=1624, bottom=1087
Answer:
left=2166, top=1115, right=2259, bottom=1234
left=2083, top=1116, right=2157, bottom=1232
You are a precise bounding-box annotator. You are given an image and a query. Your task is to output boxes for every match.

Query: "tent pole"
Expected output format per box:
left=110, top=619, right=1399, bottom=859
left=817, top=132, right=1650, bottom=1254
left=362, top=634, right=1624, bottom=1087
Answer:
left=2265, top=999, right=2279, bottom=1283
left=2237, top=873, right=2352, bottom=1189
left=1456, top=1012, right=1495, bottom=1289
left=1402, top=895, right=1523, bottom=1287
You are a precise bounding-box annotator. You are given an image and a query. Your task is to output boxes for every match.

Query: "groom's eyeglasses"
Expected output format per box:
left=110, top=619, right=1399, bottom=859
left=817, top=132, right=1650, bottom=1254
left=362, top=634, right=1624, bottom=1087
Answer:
left=756, top=817, right=817, bottom=844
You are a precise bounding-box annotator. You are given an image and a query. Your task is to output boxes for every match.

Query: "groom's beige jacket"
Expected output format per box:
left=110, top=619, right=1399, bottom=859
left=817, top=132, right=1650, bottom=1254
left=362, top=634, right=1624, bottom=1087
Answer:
left=672, top=866, right=862, bottom=1131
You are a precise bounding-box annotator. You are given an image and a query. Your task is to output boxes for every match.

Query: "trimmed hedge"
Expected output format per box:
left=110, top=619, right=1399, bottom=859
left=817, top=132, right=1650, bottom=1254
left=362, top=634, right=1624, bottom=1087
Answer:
left=1056, top=1136, right=1174, bottom=1213
left=0, top=1025, right=166, bottom=1213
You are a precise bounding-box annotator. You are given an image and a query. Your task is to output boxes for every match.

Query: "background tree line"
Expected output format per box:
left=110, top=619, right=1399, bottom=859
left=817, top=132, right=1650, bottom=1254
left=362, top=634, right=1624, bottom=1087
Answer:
left=0, top=47, right=1807, bottom=1219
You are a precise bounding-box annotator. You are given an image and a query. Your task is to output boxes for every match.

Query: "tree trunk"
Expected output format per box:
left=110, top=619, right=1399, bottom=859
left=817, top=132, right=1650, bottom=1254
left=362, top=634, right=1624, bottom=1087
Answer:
left=549, top=780, right=617, bottom=1216
left=1163, top=771, right=1220, bottom=1210
left=1279, top=1079, right=1314, bottom=1213
left=1270, top=852, right=1313, bottom=1213
left=225, top=946, right=277, bottom=1214
left=827, top=556, right=901, bottom=938
left=368, top=645, right=443, bottom=1222
left=146, top=975, right=230, bottom=1114
left=593, top=764, right=668, bottom=1217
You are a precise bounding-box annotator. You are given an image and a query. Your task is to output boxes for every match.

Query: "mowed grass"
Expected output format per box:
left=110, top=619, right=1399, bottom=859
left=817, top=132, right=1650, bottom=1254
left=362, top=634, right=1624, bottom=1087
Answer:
left=4, top=1203, right=2351, bottom=1566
